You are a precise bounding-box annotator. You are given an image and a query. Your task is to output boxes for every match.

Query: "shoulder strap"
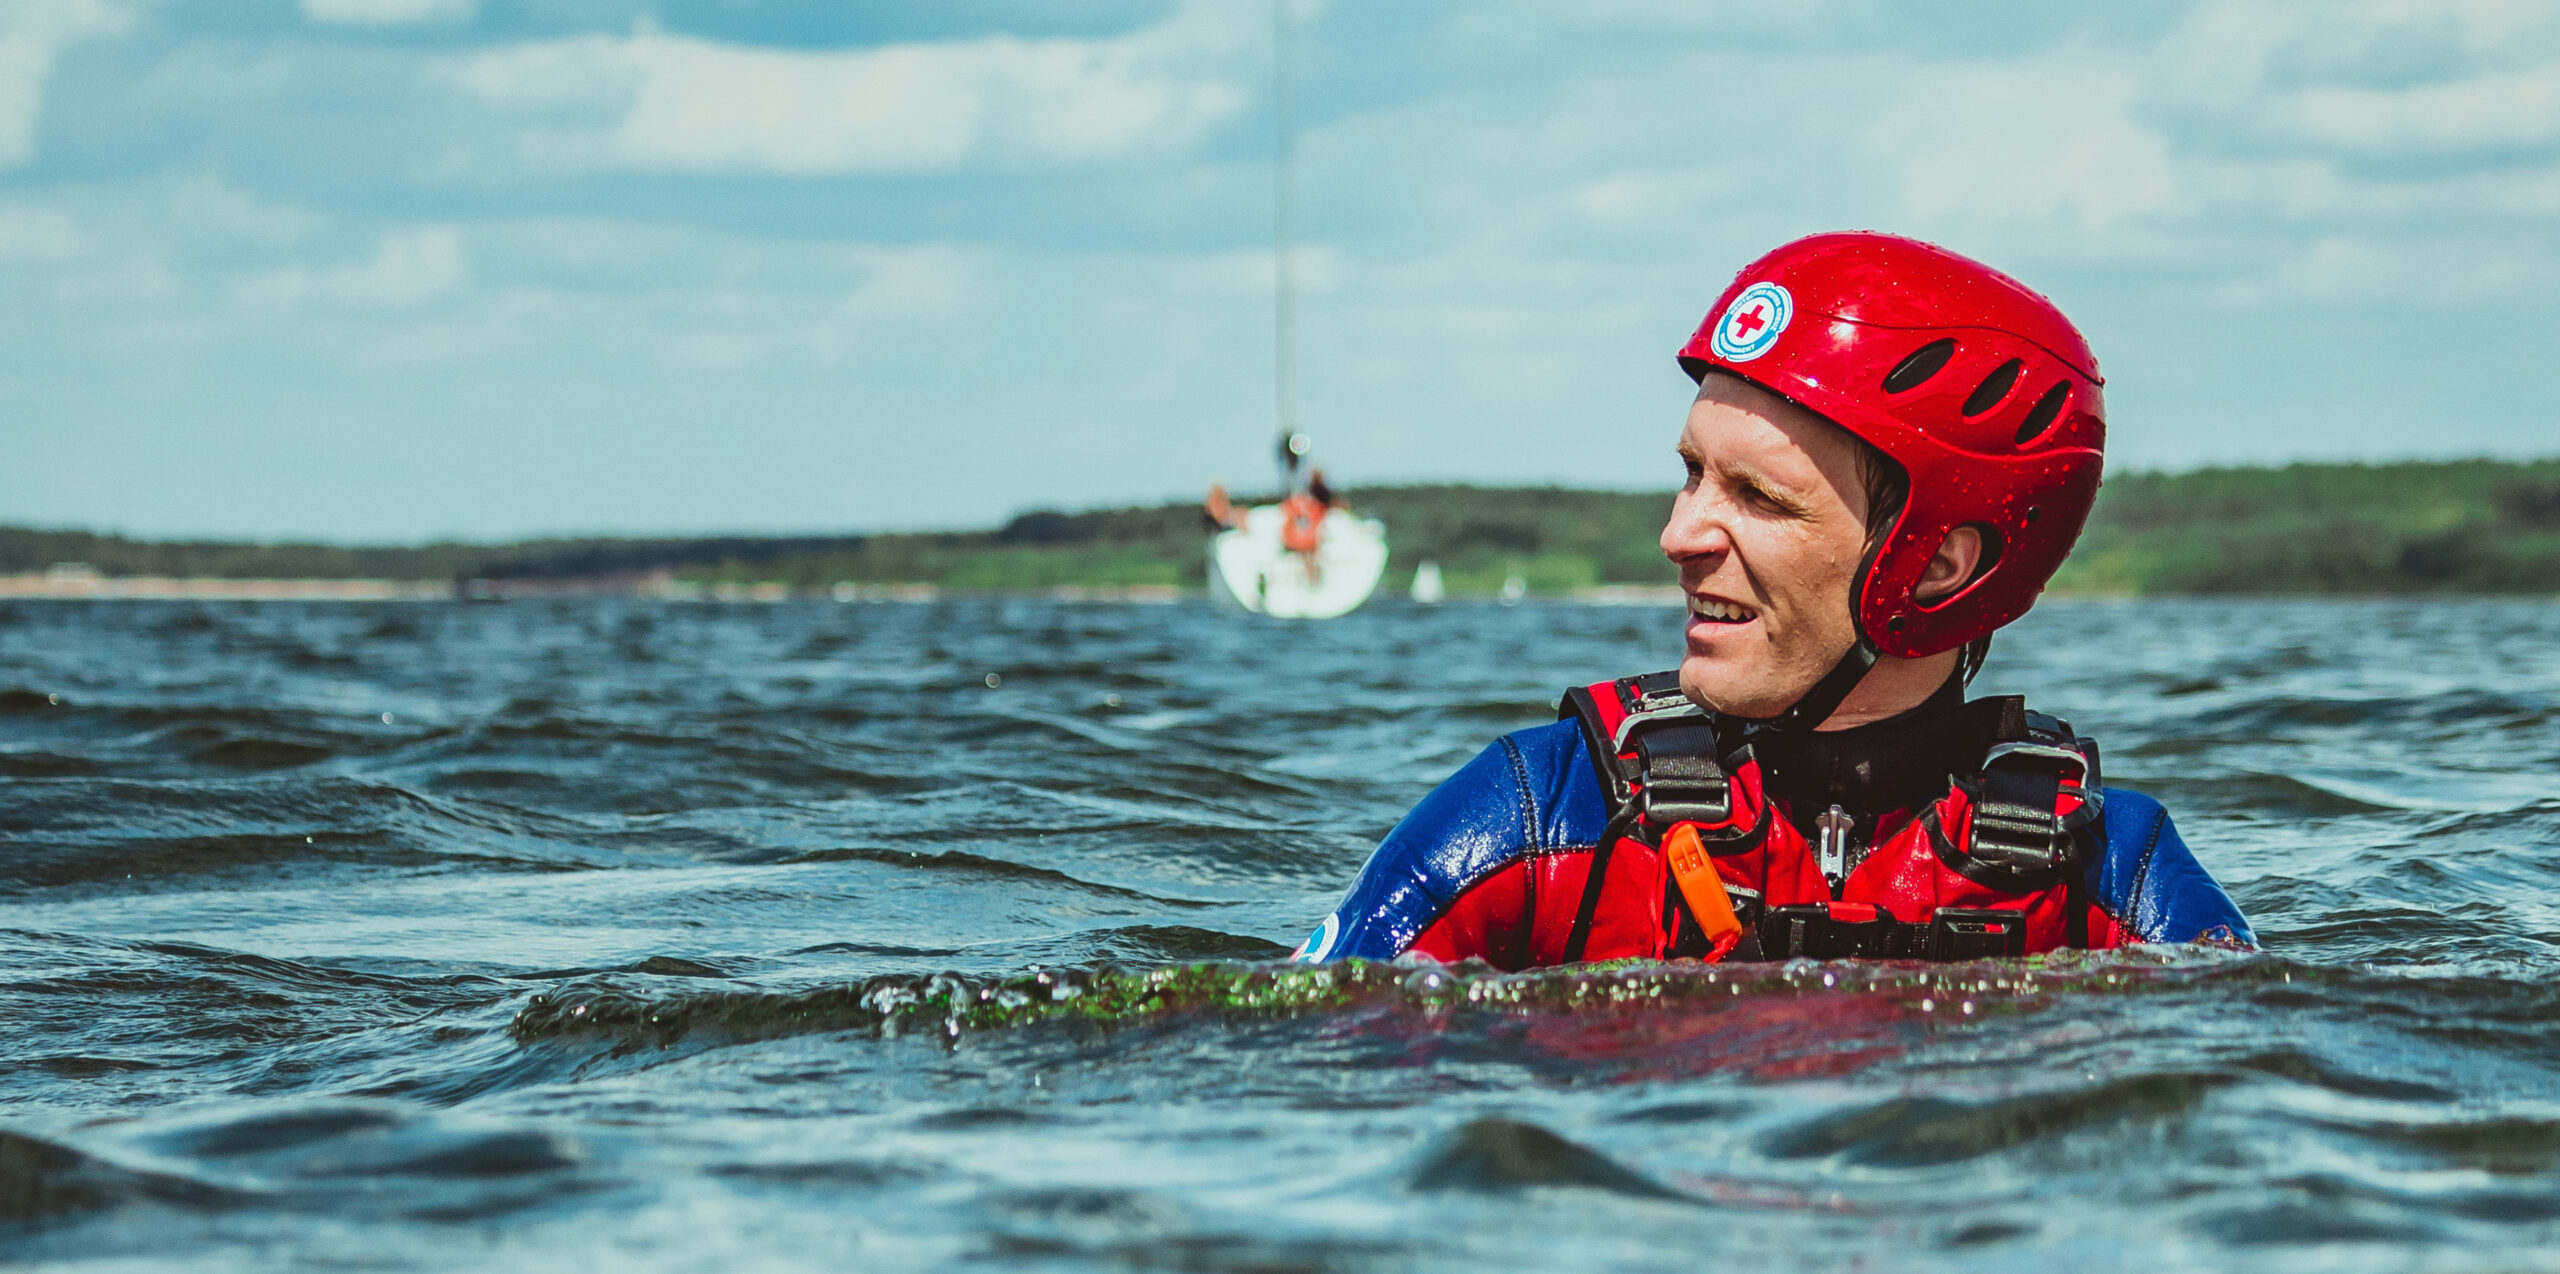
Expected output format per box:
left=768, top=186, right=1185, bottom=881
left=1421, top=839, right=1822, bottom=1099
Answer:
left=1557, top=670, right=1686, bottom=808
left=1557, top=671, right=1734, bottom=823
left=1556, top=671, right=1710, bottom=963
left=1557, top=673, right=1772, bottom=963
left=1928, top=695, right=2104, bottom=892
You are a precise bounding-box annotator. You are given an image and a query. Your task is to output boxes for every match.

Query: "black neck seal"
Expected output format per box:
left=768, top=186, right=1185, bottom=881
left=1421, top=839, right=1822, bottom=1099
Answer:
left=1740, top=666, right=1972, bottom=823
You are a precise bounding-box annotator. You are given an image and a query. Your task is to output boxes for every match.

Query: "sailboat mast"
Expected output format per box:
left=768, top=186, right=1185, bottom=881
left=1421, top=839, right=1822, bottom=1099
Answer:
left=1272, top=0, right=1299, bottom=474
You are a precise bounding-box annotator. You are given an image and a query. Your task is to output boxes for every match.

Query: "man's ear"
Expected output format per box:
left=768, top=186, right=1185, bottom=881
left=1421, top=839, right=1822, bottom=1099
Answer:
left=1915, top=526, right=1984, bottom=603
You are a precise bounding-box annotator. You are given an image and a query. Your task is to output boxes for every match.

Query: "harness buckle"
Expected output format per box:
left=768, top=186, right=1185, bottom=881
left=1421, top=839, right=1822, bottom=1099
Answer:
left=1964, top=740, right=2089, bottom=876
left=1923, top=907, right=2028, bottom=960
left=1980, top=740, right=2087, bottom=776
left=1633, top=721, right=1731, bottom=827
left=1757, top=904, right=1909, bottom=960
left=1610, top=700, right=1705, bottom=752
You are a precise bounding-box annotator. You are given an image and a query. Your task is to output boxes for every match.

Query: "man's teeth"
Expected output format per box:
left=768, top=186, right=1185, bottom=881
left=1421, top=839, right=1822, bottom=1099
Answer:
left=1690, top=599, right=1756, bottom=622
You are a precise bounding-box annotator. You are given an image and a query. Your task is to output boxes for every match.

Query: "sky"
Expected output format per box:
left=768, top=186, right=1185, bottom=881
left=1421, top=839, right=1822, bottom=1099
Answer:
left=4, top=0, right=2557, bottom=542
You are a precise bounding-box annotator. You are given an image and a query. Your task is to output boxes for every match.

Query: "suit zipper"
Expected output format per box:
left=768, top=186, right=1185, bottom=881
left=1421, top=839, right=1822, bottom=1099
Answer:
left=1817, top=804, right=1853, bottom=898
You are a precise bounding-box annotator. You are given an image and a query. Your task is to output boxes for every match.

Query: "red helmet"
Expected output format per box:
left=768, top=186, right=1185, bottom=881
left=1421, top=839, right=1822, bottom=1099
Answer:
left=1677, top=231, right=2105, bottom=661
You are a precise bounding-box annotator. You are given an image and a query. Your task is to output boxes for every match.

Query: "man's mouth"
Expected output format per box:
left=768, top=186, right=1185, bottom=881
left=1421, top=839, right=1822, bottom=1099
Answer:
left=1688, top=596, right=1758, bottom=625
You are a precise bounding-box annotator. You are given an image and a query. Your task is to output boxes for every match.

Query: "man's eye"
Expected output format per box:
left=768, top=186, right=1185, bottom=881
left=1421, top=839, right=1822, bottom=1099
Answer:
left=1739, top=483, right=1801, bottom=516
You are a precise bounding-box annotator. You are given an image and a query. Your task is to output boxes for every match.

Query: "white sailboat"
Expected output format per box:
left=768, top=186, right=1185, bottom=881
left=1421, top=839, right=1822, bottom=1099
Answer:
left=1211, top=499, right=1390, bottom=619
left=1409, top=560, right=1445, bottom=604
left=1206, top=0, right=1387, bottom=620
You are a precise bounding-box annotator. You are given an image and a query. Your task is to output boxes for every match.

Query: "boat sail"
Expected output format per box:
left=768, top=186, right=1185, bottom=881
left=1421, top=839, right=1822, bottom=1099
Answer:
left=1409, top=560, right=1445, bottom=604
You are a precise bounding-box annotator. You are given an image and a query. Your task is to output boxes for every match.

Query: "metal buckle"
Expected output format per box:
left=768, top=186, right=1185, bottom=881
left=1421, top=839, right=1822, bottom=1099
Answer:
left=1981, top=741, right=2086, bottom=779
left=1722, top=885, right=1763, bottom=931
left=1611, top=700, right=1706, bottom=752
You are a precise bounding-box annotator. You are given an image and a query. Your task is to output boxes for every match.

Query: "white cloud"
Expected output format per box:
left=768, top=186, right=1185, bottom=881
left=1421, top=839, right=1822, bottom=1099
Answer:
left=166, top=176, right=325, bottom=245
left=1454, top=0, right=1836, bottom=43
left=239, top=226, right=463, bottom=307
left=0, top=0, right=128, bottom=168
left=1866, top=59, right=2183, bottom=234
left=454, top=4, right=1251, bottom=175
left=1563, top=170, right=1731, bottom=232
left=2209, top=232, right=2560, bottom=306
left=2274, top=65, right=2560, bottom=156
left=0, top=202, right=81, bottom=259
left=837, top=245, right=976, bottom=321
left=2157, top=0, right=2560, bottom=157
left=302, top=0, right=474, bottom=26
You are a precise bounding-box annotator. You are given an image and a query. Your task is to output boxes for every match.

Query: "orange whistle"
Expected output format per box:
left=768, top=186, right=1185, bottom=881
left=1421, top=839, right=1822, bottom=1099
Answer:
left=1663, top=823, right=1742, bottom=948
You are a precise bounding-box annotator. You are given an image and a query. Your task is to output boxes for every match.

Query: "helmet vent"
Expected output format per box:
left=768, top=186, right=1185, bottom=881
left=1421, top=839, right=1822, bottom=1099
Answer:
left=2015, top=382, right=2069, bottom=445
left=1881, top=339, right=1956, bottom=394
left=1963, top=359, right=2023, bottom=417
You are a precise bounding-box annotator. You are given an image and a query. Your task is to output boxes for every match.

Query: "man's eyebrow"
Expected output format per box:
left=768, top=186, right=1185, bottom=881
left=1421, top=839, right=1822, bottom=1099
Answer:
left=1718, top=459, right=1815, bottom=512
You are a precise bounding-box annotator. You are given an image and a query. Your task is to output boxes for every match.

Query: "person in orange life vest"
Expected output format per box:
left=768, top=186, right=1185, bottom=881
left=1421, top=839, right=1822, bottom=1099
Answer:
left=1292, top=232, right=2251, bottom=967
left=1278, top=477, right=1330, bottom=559
left=1204, top=476, right=1332, bottom=564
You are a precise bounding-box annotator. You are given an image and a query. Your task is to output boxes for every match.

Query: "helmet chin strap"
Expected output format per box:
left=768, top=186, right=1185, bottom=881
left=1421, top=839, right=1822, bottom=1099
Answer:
left=1756, top=637, right=1879, bottom=734
left=1730, top=539, right=1890, bottom=733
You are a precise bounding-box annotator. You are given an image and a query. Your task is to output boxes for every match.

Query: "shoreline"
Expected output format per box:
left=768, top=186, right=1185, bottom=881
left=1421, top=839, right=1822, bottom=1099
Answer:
left=14, top=578, right=2544, bottom=604
left=0, top=573, right=1676, bottom=604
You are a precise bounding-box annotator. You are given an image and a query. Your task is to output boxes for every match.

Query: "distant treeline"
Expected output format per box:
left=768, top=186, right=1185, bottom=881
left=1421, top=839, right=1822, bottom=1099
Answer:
left=8, top=459, right=2560, bottom=595
left=2050, top=458, right=2560, bottom=593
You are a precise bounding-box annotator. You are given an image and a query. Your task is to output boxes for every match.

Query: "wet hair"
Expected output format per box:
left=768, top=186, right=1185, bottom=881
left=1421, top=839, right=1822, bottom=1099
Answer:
left=1849, top=436, right=1909, bottom=557
left=1846, top=430, right=1992, bottom=683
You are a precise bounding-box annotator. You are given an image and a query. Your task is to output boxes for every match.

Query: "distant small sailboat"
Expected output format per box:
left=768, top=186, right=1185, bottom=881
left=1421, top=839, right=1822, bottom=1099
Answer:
left=1202, top=0, right=1386, bottom=620
left=1499, top=573, right=1528, bottom=606
left=1409, top=560, right=1445, bottom=604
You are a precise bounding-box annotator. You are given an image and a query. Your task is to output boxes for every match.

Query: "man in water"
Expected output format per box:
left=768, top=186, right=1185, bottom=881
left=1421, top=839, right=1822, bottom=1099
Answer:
left=1294, top=232, right=2250, bottom=966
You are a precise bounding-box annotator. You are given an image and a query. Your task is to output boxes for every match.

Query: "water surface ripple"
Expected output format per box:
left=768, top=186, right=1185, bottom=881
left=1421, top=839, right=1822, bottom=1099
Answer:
left=4, top=597, right=2557, bottom=1271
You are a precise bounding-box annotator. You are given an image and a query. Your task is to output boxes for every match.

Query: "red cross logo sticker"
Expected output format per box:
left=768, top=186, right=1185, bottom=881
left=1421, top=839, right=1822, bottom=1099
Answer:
left=1708, top=281, right=1793, bottom=362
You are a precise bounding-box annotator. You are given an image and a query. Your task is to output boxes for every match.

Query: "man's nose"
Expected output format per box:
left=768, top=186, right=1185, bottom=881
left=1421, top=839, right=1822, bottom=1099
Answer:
left=1660, top=493, right=1735, bottom=566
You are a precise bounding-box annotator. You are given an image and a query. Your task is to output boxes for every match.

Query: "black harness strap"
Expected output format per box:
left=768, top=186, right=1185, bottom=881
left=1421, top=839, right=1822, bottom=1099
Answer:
left=1559, top=672, right=1705, bottom=964
left=1924, top=697, right=2103, bottom=894
left=1636, top=722, right=1731, bottom=826
left=1757, top=904, right=2028, bottom=961
left=1561, top=800, right=1639, bottom=964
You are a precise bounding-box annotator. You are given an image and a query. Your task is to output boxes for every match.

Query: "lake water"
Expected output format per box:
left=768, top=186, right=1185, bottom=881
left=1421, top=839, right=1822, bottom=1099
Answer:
left=5, top=596, right=2559, bottom=1271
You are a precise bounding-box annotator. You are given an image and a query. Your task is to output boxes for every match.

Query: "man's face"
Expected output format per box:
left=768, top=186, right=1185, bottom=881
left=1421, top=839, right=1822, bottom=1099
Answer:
left=1660, top=374, right=1874, bottom=720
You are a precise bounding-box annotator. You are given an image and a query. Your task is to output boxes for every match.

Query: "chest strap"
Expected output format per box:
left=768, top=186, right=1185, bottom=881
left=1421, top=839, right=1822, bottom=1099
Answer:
left=1756, top=902, right=2029, bottom=961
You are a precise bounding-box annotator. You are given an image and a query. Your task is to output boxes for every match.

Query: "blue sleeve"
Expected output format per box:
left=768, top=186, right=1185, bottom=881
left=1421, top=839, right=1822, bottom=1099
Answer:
left=2085, top=787, right=2255, bottom=947
left=1291, top=719, right=1609, bottom=962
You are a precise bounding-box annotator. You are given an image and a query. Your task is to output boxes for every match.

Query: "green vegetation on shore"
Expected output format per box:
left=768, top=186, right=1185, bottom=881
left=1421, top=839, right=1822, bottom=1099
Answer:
left=2049, top=459, right=2560, bottom=593
left=8, top=459, right=2558, bottom=595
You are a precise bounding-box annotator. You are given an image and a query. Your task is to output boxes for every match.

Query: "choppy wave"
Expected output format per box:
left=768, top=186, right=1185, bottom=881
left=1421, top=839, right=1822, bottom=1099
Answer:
left=4, top=597, right=2559, bottom=1271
